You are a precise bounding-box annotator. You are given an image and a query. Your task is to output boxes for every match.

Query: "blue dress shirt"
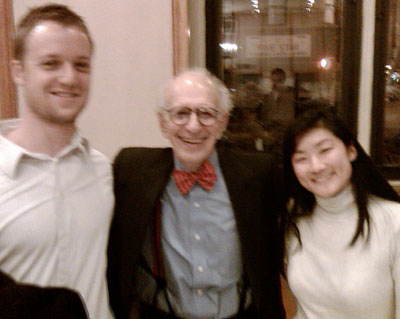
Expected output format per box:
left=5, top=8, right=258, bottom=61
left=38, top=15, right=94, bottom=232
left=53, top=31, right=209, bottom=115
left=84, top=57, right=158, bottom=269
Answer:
left=137, top=150, right=247, bottom=318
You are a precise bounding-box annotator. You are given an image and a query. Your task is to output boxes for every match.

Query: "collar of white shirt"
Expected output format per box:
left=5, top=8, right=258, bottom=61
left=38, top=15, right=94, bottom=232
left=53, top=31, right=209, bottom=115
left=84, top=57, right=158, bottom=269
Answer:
left=0, top=119, right=89, bottom=179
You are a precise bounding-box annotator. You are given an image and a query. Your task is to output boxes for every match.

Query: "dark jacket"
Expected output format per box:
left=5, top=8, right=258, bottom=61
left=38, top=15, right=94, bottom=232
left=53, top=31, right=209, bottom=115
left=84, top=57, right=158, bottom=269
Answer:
left=0, top=270, right=88, bottom=319
left=107, top=146, right=286, bottom=319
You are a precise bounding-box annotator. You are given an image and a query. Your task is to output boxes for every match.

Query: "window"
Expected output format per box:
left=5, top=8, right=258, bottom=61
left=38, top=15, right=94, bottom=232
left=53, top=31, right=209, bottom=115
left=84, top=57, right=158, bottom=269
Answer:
left=0, top=0, right=17, bottom=118
left=204, top=0, right=361, bottom=158
left=371, top=0, right=400, bottom=179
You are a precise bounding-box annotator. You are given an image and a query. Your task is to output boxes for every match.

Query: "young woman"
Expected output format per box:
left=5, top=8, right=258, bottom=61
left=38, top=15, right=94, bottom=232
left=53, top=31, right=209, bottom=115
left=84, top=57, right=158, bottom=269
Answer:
left=283, top=106, right=400, bottom=319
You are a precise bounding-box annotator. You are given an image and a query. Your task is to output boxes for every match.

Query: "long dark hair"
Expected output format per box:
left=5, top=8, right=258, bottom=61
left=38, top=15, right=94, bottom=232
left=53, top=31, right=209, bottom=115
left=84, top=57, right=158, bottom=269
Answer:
left=283, top=105, right=400, bottom=246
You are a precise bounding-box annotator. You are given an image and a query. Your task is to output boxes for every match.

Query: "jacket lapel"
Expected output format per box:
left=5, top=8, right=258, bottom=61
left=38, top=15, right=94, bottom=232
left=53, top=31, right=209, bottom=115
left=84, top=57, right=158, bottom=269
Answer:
left=145, top=148, right=174, bottom=202
left=217, top=147, right=267, bottom=264
left=218, top=148, right=259, bottom=227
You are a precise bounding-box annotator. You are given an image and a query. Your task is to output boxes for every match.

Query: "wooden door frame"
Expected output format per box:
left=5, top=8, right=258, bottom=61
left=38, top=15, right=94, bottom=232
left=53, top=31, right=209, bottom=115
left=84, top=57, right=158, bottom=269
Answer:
left=0, top=0, right=17, bottom=118
left=172, top=0, right=189, bottom=75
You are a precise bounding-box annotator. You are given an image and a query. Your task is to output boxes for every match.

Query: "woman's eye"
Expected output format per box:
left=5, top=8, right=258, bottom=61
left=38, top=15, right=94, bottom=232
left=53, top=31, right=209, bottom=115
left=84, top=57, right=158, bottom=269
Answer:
left=320, top=148, right=332, bottom=153
left=293, top=157, right=306, bottom=163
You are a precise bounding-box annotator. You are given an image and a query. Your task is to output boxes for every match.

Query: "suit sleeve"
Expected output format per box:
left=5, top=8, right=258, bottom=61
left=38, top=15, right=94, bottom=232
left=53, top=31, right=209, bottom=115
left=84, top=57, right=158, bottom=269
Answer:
left=107, top=148, right=156, bottom=319
left=261, top=159, right=287, bottom=318
left=107, top=150, right=126, bottom=319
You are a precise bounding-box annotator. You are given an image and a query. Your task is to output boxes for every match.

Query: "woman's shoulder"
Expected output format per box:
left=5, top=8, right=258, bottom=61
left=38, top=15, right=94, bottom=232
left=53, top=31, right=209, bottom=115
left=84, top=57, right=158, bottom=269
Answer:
left=368, top=195, right=400, bottom=226
left=369, top=195, right=400, bottom=210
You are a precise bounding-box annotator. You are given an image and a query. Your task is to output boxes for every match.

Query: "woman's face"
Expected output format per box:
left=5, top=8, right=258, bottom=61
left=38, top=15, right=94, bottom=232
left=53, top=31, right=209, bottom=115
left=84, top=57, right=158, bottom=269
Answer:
left=291, top=127, right=357, bottom=198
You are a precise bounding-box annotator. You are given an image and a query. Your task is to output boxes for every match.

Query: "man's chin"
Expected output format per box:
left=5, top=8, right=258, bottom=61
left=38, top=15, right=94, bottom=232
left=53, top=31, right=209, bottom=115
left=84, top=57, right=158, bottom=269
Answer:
left=177, top=153, right=209, bottom=171
left=42, top=114, right=79, bottom=126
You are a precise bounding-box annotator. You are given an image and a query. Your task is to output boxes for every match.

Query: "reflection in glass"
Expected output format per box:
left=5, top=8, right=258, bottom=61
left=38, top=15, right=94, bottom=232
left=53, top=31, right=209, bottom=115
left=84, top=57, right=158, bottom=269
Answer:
left=217, top=0, right=344, bottom=159
left=381, top=0, right=400, bottom=166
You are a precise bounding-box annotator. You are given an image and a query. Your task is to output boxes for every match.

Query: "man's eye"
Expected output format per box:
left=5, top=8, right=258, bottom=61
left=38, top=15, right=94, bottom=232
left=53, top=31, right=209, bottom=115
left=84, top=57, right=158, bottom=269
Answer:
left=174, top=109, right=190, bottom=117
left=41, top=60, right=59, bottom=69
left=75, top=62, right=90, bottom=72
left=199, top=109, right=217, bottom=118
left=199, top=111, right=213, bottom=119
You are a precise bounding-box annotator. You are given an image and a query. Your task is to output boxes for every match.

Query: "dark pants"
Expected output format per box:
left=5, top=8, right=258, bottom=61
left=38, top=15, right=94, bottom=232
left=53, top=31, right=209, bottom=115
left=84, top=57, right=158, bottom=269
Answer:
left=140, top=303, right=257, bottom=319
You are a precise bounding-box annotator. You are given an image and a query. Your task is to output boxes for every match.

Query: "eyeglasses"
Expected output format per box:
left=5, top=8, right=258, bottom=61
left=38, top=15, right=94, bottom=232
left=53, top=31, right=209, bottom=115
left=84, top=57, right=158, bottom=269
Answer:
left=163, top=106, right=221, bottom=126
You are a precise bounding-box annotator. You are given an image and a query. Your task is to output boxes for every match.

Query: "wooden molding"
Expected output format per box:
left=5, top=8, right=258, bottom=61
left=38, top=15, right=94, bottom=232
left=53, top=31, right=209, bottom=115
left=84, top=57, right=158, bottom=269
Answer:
left=172, top=0, right=189, bottom=75
left=392, top=184, right=400, bottom=195
left=0, top=0, right=17, bottom=118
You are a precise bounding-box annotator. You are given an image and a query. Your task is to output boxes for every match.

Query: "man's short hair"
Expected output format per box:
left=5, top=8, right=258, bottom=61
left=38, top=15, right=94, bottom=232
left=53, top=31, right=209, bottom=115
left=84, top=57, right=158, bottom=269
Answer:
left=271, top=68, right=286, bottom=77
left=163, top=68, right=234, bottom=113
left=14, top=3, right=93, bottom=61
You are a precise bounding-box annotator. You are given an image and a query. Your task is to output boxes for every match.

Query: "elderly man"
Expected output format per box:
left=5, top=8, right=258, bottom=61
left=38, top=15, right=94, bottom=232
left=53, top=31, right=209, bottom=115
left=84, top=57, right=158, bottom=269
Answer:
left=108, top=68, right=286, bottom=319
left=5, top=4, right=114, bottom=318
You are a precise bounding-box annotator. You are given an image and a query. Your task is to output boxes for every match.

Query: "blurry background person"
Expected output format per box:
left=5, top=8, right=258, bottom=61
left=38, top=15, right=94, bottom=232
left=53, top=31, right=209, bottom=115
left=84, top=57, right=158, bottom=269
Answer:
left=107, top=68, right=285, bottom=319
left=4, top=4, right=114, bottom=318
left=223, top=81, right=267, bottom=152
left=283, top=106, right=400, bottom=319
left=262, top=68, right=296, bottom=126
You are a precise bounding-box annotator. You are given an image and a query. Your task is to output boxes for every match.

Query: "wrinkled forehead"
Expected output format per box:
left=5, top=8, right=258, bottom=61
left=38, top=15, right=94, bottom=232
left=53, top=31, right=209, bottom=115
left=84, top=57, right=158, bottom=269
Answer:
left=165, top=73, right=219, bottom=107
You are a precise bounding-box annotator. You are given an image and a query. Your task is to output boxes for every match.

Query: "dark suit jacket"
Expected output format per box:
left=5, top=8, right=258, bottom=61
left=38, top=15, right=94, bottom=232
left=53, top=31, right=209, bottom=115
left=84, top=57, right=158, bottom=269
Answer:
left=107, top=146, right=286, bottom=319
left=0, top=270, right=88, bottom=319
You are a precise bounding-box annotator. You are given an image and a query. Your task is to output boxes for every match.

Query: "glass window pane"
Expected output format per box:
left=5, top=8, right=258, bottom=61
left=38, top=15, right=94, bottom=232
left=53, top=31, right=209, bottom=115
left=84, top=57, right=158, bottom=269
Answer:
left=217, top=0, right=346, bottom=157
left=380, top=0, right=400, bottom=167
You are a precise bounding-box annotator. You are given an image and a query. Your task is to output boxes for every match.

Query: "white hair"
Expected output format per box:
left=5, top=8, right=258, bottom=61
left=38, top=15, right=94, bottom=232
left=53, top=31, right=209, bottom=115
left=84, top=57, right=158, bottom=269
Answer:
left=159, top=67, right=233, bottom=113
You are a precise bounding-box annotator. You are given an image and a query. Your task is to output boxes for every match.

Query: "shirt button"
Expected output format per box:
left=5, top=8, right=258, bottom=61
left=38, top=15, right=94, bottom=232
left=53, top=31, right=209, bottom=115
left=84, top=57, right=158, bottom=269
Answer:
left=198, top=266, right=204, bottom=273
left=194, top=233, right=201, bottom=241
left=197, top=289, right=203, bottom=296
left=194, top=202, right=200, bottom=208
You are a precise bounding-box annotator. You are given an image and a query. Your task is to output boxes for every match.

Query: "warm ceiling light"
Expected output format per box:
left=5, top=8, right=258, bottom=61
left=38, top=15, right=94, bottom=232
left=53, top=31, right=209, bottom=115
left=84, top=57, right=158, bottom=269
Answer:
left=319, top=58, right=332, bottom=70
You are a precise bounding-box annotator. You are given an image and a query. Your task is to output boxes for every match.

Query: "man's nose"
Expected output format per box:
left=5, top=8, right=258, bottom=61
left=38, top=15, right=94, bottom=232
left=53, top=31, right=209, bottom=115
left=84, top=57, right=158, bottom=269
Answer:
left=185, top=111, right=202, bottom=131
left=58, top=64, right=78, bottom=85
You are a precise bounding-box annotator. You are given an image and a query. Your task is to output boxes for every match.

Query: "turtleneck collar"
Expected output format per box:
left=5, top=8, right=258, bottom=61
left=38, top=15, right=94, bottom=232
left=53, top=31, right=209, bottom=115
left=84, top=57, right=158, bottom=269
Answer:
left=315, top=184, right=355, bottom=215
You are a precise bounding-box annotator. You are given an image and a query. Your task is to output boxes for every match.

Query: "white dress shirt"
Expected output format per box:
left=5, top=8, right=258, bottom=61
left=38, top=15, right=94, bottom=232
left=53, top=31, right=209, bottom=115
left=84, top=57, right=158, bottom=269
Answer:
left=0, top=120, right=114, bottom=319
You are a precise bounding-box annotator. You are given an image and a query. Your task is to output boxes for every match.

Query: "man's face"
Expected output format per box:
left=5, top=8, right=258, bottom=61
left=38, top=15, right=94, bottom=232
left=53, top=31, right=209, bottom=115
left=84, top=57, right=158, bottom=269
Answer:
left=12, top=21, right=91, bottom=125
left=271, top=72, right=286, bottom=90
left=159, top=74, right=229, bottom=172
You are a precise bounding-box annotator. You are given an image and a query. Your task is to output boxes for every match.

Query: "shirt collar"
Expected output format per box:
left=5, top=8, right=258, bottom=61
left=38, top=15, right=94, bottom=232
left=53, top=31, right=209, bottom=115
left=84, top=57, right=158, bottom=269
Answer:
left=315, top=184, right=355, bottom=215
left=57, top=132, right=90, bottom=158
left=0, top=119, right=90, bottom=178
left=173, top=149, right=219, bottom=172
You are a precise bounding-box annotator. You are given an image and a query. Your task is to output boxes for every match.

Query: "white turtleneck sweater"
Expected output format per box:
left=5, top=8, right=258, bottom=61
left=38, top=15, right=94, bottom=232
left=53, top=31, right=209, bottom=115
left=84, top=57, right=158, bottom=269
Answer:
left=286, top=186, right=400, bottom=319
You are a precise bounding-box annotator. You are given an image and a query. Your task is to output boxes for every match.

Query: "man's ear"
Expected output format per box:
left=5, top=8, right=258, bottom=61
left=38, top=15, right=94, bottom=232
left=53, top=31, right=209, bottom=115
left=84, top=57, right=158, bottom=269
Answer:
left=10, top=60, right=24, bottom=86
left=157, top=111, right=168, bottom=138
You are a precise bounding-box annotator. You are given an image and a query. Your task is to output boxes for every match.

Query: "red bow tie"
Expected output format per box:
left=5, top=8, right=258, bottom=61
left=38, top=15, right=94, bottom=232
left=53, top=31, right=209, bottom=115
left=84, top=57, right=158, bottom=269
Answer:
left=173, top=160, right=217, bottom=195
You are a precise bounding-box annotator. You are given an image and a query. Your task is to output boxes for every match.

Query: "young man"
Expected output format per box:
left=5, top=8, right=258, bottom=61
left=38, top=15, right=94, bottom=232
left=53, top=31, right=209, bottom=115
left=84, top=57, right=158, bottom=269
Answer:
left=108, top=68, right=286, bottom=319
left=3, top=4, right=114, bottom=318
